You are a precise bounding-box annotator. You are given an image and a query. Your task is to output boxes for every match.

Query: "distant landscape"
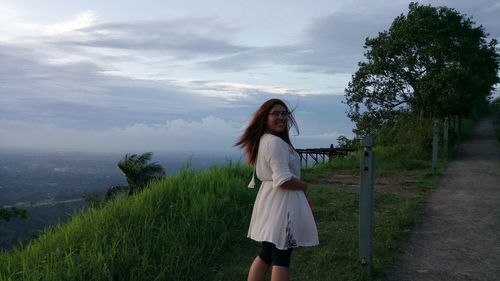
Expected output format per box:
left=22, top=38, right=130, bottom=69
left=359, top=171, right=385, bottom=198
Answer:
left=0, top=149, right=242, bottom=250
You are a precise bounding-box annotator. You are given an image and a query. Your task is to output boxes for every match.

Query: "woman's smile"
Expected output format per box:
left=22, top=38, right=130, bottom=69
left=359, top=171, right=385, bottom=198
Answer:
left=268, top=104, right=288, bottom=134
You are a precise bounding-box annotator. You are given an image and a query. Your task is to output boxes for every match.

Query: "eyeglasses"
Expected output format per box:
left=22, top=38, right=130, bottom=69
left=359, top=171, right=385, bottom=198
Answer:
left=268, top=111, right=291, bottom=117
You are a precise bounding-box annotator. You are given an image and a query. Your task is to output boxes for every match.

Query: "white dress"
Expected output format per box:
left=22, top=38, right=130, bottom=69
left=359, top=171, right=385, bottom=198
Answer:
left=247, top=133, right=319, bottom=250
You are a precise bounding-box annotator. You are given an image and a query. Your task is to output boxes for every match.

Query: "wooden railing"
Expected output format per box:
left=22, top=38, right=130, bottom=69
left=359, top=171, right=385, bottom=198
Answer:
left=296, top=145, right=356, bottom=167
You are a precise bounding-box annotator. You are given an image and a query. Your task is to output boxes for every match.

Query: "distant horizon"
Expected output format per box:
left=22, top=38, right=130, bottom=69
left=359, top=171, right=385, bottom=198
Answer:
left=0, top=131, right=346, bottom=155
left=0, top=145, right=243, bottom=156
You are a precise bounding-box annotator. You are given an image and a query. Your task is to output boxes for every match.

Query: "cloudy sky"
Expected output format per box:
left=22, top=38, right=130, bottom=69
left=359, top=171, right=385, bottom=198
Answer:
left=1, top=0, right=499, bottom=153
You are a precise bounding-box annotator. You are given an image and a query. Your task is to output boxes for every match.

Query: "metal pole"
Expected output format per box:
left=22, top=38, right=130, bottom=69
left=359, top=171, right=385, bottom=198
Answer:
left=360, top=135, right=375, bottom=274
left=432, top=118, right=439, bottom=174
left=443, top=117, right=449, bottom=158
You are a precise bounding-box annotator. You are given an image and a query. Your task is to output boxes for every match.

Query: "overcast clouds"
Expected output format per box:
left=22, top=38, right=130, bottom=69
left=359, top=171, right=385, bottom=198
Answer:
left=1, top=0, right=499, bottom=153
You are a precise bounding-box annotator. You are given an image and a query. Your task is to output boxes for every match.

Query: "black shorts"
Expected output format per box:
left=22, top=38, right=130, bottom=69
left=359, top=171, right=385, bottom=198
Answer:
left=258, top=241, right=293, bottom=268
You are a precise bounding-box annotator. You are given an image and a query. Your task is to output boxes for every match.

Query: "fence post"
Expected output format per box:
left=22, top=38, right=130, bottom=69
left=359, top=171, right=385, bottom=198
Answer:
left=359, top=135, right=375, bottom=274
left=432, top=118, right=439, bottom=174
left=443, top=117, right=449, bottom=158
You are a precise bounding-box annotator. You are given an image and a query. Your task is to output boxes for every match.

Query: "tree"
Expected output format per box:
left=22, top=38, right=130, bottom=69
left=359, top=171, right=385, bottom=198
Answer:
left=345, top=2, right=500, bottom=135
left=0, top=207, right=27, bottom=224
left=336, top=135, right=360, bottom=149
left=105, top=152, right=165, bottom=201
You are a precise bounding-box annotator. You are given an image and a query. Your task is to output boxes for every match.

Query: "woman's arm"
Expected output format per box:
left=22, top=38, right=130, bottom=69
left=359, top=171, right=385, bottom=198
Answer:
left=281, top=178, right=313, bottom=208
left=280, top=177, right=308, bottom=192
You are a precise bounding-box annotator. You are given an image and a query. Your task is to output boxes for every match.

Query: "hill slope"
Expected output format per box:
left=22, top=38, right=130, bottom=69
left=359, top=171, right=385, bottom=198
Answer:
left=1, top=157, right=439, bottom=280
left=0, top=164, right=254, bottom=280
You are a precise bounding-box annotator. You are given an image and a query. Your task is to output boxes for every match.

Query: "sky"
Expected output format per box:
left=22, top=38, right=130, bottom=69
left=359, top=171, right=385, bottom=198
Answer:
left=1, top=0, right=499, bottom=153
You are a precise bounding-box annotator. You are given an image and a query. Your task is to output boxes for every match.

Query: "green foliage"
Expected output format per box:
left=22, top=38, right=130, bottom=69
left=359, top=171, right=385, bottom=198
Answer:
left=345, top=2, right=500, bottom=136
left=82, top=193, right=103, bottom=208
left=376, top=114, right=433, bottom=149
left=337, top=135, right=361, bottom=150
left=0, top=207, right=27, bottom=224
left=374, top=113, right=433, bottom=170
left=375, top=146, right=431, bottom=171
left=330, top=153, right=361, bottom=170
left=105, top=152, right=166, bottom=201
left=118, top=152, right=166, bottom=195
left=370, top=113, right=481, bottom=170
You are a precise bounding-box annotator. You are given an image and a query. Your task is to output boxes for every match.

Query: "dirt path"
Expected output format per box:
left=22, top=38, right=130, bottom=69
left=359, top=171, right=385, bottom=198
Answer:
left=385, top=117, right=500, bottom=281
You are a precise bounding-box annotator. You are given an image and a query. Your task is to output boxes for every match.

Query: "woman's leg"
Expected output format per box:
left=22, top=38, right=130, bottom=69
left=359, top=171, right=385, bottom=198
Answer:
left=270, top=245, right=293, bottom=281
left=271, top=266, right=289, bottom=281
left=248, top=242, right=272, bottom=281
left=247, top=256, right=270, bottom=281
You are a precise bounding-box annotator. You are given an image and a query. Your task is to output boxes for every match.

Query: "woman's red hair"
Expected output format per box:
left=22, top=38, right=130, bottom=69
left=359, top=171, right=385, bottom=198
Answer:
left=235, top=99, right=299, bottom=165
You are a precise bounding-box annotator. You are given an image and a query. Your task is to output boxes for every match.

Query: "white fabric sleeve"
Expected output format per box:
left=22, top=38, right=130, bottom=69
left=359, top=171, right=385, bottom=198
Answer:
left=266, top=136, right=294, bottom=188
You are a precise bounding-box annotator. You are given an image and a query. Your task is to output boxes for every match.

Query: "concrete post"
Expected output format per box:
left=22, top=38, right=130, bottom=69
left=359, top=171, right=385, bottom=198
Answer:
left=443, top=117, right=449, bottom=158
left=360, top=135, right=375, bottom=274
left=432, top=118, right=439, bottom=174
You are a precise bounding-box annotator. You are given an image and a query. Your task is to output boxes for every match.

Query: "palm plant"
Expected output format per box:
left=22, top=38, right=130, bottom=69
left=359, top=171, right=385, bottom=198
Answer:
left=105, top=152, right=165, bottom=201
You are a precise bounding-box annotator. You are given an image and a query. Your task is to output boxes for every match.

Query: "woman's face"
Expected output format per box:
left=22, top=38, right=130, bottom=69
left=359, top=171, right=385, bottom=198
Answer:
left=267, top=104, right=289, bottom=134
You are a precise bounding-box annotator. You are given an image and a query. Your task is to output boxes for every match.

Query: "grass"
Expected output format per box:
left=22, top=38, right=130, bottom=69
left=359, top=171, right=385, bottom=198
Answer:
left=0, top=164, right=255, bottom=281
left=1, top=116, right=478, bottom=280
left=0, top=158, right=439, bottom=281
left=213, top=156, right=441, bottom=280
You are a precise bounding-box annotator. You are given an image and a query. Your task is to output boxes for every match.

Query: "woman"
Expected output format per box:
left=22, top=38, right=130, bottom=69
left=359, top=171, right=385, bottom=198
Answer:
left=235, top=99, right=319, bottom=281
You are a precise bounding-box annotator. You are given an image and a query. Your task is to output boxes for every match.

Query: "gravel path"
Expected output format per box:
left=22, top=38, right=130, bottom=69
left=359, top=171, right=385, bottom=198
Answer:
left=385, top=117, right=500, bottom=281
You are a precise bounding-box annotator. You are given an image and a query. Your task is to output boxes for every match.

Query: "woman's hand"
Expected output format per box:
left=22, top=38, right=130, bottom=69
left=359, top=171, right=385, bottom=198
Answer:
left=280, top=177, right=308, bottom=192
left=280, top=178, right=312, bottom=208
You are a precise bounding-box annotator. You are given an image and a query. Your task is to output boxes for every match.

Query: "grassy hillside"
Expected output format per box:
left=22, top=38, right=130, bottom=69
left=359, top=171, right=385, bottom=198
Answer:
left=0, top=164, right=255, bottom=280
left=0, top=152, right=442, bottom=281
left=6, top=113, right=482, bottom=280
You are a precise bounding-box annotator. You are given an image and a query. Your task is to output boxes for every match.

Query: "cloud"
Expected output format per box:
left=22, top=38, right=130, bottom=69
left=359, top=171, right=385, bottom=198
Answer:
left=176, top=79, right=314, bottom=100
left=0, top=42, right=240, bottom=129
left=2, top=0, right=496, bottom=153
left=51, top=18, right=247, bottom=58
left=45, top=10, right=97, bottom=35
left=0, top=35, right=356, bottom=152
left=3, top=8, right=372, bottom=75
left=0, top=113, right=351, bottom=153
left=0, top=39, right=351, bottom=130
left=0, top=117, right=243, bottom=152
left=201, top=1, right=500, bottom=74
left=197, top=8, right=392, bottom=74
